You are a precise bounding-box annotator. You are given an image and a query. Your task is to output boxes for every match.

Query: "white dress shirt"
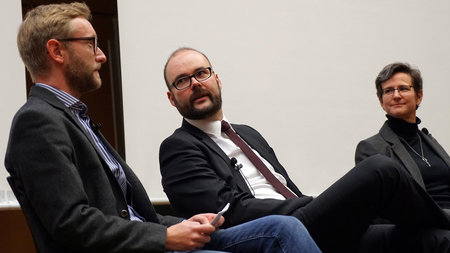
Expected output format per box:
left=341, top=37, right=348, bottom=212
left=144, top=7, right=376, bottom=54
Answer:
left=186, top=117, right=296, bottom=200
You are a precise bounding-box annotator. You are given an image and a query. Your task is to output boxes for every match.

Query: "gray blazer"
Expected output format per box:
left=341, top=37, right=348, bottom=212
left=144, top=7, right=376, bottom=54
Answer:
left=355, top=121, right=450, bottom=189
left=5, top=86, right=182, bottom=253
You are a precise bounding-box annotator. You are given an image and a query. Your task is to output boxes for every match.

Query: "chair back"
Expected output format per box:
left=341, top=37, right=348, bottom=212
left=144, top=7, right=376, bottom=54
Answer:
left=7, top=176, right=62, bottom=253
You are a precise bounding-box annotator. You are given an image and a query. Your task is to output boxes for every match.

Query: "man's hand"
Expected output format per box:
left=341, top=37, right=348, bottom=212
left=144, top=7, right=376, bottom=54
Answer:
left=165, top=213, right=224, bottom=251
left=190, top=213, right=225, bottom=228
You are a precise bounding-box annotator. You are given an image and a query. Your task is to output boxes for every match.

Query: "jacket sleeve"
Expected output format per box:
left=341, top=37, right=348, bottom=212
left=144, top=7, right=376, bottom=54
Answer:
left=159, top=129, right=312, bottom=228
left=355, top=140, right=378, bottom=164
left=5, top=106, right=176, bottom=252
left=355, top=135, right=391, bottom=165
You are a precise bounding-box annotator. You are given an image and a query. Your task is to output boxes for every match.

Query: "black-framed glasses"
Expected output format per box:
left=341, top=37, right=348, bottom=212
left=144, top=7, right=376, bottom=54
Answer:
left=171, top=67, right=213, bottom=90
left=57, top=36, right=98, bottom=54
left=382, top=85, right=414, bottom=96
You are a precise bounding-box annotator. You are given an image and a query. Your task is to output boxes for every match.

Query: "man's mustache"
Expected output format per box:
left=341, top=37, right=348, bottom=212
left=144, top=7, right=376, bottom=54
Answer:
left=190, top=88, right=211, bottom=102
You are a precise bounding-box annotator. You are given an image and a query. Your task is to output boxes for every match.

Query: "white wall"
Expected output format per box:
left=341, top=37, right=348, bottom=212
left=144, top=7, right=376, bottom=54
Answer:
left=118, top=0, right=450, bottom=200
left=0, top=1, right=27, bottom=204
left=2, top=1, right=449, bottom=203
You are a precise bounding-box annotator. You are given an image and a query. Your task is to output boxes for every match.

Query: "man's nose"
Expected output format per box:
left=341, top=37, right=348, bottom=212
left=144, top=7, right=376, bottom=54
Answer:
left=190, top=76, right=201, bottom=88
left=95, top=47, right=107, bottom=63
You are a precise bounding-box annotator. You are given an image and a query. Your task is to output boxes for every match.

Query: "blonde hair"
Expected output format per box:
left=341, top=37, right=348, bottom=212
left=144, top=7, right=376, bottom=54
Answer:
left=17, top=2, right=91, bottom=80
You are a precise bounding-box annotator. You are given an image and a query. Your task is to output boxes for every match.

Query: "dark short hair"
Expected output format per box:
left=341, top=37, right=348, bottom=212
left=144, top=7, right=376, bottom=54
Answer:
left=163, top=47, right=212, bottom=90
left=375, top=62, right=423, bottom=100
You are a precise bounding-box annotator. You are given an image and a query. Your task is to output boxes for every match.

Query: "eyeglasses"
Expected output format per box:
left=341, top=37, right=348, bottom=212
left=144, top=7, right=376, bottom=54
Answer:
left=171, top=67, right=213, bottom=90
left=382, top=85, right=414, bottom=96
left=57, top=36, right=98, bottom=54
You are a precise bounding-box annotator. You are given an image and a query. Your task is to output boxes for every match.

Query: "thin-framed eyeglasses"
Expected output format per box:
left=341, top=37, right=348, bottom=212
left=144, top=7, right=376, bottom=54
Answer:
left=57, top=36, right=98, bottom=54
left=171, top=67, right=213, bottom=90
left=382, top=85, right=414, bottom=96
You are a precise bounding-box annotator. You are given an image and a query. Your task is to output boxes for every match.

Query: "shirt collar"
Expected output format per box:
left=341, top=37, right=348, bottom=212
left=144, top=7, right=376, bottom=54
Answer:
left=36, top=83, right=88, bottom=115
left=185, top=116, right=229, bottom=137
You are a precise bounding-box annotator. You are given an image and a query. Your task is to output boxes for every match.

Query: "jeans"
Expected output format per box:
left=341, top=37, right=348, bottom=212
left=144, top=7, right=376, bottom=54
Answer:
left=194, top=215, right=321, bottom=253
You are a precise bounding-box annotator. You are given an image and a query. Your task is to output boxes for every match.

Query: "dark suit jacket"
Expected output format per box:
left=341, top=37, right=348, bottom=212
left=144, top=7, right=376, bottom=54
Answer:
left=355, top=121, right=450, bottom=189
left=5, top=86, right=182, bottom=253
left=159, top=119, right=312, bottom=228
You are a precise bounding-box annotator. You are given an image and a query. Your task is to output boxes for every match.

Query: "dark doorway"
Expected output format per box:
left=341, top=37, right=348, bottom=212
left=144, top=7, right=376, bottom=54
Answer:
left=21, top=0, right=126, bottom=158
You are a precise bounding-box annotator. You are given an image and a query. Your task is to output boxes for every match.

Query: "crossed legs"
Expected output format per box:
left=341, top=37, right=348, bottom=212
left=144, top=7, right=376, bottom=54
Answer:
left=294, top=154, right=450, bottom=252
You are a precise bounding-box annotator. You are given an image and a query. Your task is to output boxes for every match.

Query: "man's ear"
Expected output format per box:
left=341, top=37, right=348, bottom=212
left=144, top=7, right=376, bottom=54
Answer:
left=167, top=91, right=176, bottom=107
left=46, top=39, right=65, bottom=64
left=215, top=73, right=222, bottom=89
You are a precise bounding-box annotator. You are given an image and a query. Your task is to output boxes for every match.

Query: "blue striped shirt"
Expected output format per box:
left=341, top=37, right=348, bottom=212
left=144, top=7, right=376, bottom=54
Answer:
left=36, top=83, right=143, bottom=221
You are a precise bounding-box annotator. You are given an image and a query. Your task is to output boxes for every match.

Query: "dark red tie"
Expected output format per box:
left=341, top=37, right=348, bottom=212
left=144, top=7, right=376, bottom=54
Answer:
left=221, top=121, right=297, bottom=199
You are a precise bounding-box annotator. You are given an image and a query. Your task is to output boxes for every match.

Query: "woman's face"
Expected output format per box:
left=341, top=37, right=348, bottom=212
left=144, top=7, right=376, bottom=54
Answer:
left=379, top=72, right=422, bottom=123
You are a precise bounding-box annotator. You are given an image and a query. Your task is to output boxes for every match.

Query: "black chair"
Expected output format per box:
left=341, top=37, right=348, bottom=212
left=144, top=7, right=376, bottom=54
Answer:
left=7, top=176, right=63, bottom=253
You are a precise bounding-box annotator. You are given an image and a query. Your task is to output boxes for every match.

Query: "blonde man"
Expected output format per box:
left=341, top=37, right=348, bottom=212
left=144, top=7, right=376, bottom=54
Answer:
left=6, top=2, right=320, bottom=253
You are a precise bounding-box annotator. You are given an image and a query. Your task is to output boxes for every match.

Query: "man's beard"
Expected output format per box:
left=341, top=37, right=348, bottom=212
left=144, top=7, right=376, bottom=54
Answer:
left=65, top=51, right=101, bottom=95
left=173, top=85, right=222, bottom=120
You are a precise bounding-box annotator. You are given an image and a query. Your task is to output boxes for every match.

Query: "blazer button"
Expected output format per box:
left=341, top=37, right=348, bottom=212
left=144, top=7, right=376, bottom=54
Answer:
left=120, top=209, right=129, bottom=218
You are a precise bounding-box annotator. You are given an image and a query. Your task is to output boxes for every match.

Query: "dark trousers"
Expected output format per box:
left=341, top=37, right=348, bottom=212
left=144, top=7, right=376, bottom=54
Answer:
left=293, top=154, right=450, bottom=253
left=358, top=225, right=450, bottom=253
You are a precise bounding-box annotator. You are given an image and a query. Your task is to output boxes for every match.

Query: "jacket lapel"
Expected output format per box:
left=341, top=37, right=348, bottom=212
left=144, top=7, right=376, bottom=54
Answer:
left=181, top=120, right=253, bottom=193
left=419, top=130, right=450, bottom=169
left=31, top=86, right=105, bottom=156
left=181, top=119, right=230, bottom=162
left=31, top=86, right=123, bottom=187
left=234, top=126, right=270, bottom=162
left=379, top=122, right=425, bottom=188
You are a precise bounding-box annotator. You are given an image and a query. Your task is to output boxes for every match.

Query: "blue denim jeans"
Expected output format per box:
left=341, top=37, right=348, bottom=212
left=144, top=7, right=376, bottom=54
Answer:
left=174, top=215, right=321, bottom=253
